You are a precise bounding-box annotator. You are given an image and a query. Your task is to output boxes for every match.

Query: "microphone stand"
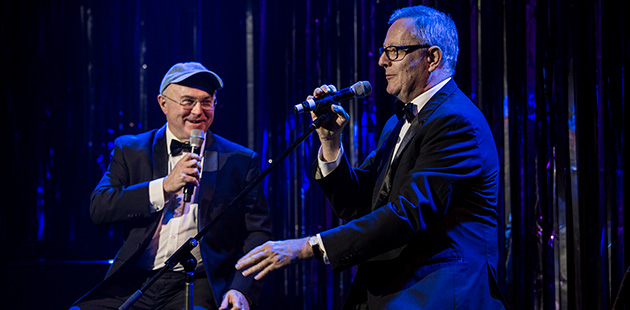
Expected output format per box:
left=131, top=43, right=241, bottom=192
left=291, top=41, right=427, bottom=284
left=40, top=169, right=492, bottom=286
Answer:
left=119, top=112, right=334, bottom=310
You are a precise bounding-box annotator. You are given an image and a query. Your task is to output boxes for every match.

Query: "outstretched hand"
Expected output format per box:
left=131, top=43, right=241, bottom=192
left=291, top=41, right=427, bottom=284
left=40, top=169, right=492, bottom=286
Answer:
left=219, top=289, right=250, bottom=310
left=235, top=238, right=313, bottom=280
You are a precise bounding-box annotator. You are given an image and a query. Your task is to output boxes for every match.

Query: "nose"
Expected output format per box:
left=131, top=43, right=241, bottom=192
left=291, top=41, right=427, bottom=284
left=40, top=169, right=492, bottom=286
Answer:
left=190, top=100, right=204, bottom=115
left=378, top=51, right=390, bottom=68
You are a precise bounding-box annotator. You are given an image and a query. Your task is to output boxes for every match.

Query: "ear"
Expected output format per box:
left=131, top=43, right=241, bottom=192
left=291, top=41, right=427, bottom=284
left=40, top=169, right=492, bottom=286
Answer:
left=157, top=94, right=168, bottom=115
left=426, top=46, right=443, bottom=73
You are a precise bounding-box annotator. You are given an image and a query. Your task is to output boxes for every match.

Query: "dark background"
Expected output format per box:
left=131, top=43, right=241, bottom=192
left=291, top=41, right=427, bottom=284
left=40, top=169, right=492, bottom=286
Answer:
left=1, top=0, right=626, bottom=309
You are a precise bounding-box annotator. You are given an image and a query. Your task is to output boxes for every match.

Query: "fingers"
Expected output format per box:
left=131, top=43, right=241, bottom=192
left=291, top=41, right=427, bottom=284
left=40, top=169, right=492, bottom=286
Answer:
left=163, top=153, right=202, bottom=194
left=235, top=242, right=287, bottom=280
left=310, top=84, right=337, bottom=99
left=219, top=296, right=229, bottom=310
left=310, top=102, right=349, bottom=119
left=235, top=244, right=268, bottom=275
left=219, top=290, right=250, bottom=310
left=306, top=84, right=344, bottom=123
left=310, top=104, right=350, bottom=130
left=236, top=244, right=266, bottom=268
left=175, top=152, right=202, bottom=163
left=315, top=84, right=336, bottom=96
left=235, top=239, right=309, bottom=280
left=248, top=258, right=277, bottom=280
left=173, top=153, right=202, bottom=175
left=241, top=254, right=285, bottom=280
left=331, top=104, right=350, bottom=121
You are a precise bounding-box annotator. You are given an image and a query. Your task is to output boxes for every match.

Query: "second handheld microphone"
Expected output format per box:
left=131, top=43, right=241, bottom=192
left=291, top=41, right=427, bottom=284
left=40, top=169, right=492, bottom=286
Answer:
left=293, top=81, right=372, bottom=115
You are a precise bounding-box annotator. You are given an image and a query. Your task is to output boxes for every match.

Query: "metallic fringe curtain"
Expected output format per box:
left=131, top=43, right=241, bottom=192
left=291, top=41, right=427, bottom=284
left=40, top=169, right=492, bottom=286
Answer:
left=1, top=0, right=626, bottom=309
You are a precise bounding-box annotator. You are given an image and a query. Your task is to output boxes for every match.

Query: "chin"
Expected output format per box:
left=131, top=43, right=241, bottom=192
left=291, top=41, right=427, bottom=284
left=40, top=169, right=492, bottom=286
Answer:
left=186, top=122, right=209, bottom=131
left=386, top=87, right=400, bottom=97
left=385, top=83, right=398, bottom=95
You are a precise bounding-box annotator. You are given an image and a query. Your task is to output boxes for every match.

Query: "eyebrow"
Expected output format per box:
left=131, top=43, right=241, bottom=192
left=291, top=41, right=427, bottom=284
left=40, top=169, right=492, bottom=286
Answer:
left=180, top=95, right=214, bottom=100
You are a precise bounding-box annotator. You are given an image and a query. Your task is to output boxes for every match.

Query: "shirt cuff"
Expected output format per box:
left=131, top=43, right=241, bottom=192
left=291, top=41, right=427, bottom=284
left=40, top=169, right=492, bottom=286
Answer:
left=315, top=233, right=330, bottom=265
left=149, top=177, right=167, bottom=212
left=317, top=144, right=344, bottom=178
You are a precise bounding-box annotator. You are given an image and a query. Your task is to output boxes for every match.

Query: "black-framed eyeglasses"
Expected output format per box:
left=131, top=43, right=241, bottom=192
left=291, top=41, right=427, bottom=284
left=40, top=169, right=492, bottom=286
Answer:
left=161, top=94, right=217, bottom=110
left=379, top=44, right=432, bottom=61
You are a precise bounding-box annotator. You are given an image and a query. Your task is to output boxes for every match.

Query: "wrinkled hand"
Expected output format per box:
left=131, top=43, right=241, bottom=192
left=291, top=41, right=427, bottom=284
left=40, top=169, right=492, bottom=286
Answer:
left=219, top=289, right=250, bottom=310
left=235, top=238, right=313, bottom=280
left=162, top=153, right=202, bottom=195
left=308, top=84, right=350, bottom=161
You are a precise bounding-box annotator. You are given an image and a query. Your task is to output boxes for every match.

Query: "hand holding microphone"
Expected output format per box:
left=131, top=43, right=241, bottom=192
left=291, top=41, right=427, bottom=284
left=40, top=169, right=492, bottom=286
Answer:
left=163, top=129, right=204, bottom=202
left=183, top=129, right=204, bottom=202
left=294, top=81, right=372, bottom=115
left=298, top=81, right=372, bottom=161
left=307, top=84, right=351, bottom=140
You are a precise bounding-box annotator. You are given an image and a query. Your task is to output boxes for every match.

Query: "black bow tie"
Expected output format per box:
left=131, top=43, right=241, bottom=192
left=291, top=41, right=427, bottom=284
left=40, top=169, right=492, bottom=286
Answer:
left=395, top=100, right=416, bottom=121
left=170, top=140, right=192, bottom=156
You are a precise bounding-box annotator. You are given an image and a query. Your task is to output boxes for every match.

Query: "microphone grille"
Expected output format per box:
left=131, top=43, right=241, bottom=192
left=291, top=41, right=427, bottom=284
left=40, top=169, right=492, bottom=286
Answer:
left=190, top=129, right=205, bottom=147
left=352, top=81, right=372, bottom=98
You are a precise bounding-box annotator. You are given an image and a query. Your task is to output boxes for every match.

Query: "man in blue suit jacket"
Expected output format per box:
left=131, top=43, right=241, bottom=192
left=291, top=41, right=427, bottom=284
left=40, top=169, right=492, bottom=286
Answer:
left=72, top=62, right=272, bottom=310
left=237, top=5, right=507, bottom=310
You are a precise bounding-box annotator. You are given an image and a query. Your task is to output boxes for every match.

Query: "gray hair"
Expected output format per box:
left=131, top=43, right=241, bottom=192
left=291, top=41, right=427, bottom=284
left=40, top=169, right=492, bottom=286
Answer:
left=389, top=5, right=459, bottom=75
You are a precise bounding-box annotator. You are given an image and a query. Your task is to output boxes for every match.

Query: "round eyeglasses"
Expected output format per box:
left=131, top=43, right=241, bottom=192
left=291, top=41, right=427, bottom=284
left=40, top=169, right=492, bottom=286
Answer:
left=161, top=94, right=217, bottom=110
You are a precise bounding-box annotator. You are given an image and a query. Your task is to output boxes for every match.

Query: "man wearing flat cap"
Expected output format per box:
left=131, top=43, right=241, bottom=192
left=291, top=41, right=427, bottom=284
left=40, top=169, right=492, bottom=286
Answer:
left=71, top=62, right=272, bottom=310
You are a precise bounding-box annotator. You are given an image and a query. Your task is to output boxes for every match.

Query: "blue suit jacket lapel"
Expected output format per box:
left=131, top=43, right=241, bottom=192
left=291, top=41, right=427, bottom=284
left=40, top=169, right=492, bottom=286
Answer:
left=198, top=131, right=218, bottom=227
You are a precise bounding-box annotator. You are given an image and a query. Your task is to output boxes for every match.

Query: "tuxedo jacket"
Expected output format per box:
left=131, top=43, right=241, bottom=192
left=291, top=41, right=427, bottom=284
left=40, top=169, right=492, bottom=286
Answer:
left=315, top=80, right=507, bottom=309
left=82, top=124, right=272, bottom=306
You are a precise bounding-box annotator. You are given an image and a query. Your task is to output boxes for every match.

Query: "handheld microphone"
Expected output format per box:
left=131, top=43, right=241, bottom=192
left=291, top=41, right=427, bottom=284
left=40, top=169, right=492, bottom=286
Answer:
left=183, top=129, right=204, bottom=202
left=293, top=81, right=372, bottom=115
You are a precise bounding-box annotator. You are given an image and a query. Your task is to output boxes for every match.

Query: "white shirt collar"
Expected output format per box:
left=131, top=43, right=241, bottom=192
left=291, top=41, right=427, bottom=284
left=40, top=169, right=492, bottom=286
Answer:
left=165, top=125, right=206, bottom=156
left=407, top=77, right=451, bottom=117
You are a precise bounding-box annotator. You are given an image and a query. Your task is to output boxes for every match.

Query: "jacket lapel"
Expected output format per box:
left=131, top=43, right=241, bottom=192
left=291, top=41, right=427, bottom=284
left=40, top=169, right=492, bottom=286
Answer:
left=140, top=124, right=168, bottom=243
left=372, top=79, right=459, bottom=207
left=152, top=124, right=168, bottom=180
left=198, top=131, right=218, bottom=227
left=371, top=117, right=405, bottom=207
left=390, top=79, right=459, bottom=167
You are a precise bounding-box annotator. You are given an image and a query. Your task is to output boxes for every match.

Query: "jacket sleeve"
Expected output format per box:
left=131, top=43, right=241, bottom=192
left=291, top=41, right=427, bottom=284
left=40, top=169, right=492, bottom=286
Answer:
left=90, top=136, right=155, bottom=225
left=312, top=115, right=400, bottom=220
left=313, top=150, right=376, bottom=220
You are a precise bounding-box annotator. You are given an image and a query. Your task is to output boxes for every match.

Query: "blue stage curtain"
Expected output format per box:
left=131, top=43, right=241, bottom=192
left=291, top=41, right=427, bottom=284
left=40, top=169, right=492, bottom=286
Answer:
left=1, top=0, right=625, bottom=309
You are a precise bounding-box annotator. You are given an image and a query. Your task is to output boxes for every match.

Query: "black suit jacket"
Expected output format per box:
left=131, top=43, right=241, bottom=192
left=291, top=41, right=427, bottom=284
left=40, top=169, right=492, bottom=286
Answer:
left=315, top=80, right=506, bottom=309
left=83, top=124, right=272, bottom=306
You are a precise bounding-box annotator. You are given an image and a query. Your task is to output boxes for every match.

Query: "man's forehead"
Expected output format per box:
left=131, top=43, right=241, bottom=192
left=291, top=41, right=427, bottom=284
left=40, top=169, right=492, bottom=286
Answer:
left=383, top=32, right=420, bottom=46
left=384, top=18, right=420, bottom=44
left=165, top=84, right=215, bottom=97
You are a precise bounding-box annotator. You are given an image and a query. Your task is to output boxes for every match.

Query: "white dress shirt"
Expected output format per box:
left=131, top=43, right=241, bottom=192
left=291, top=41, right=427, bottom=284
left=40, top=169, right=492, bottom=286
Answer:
left=136, top=126, right=204, bottom=271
